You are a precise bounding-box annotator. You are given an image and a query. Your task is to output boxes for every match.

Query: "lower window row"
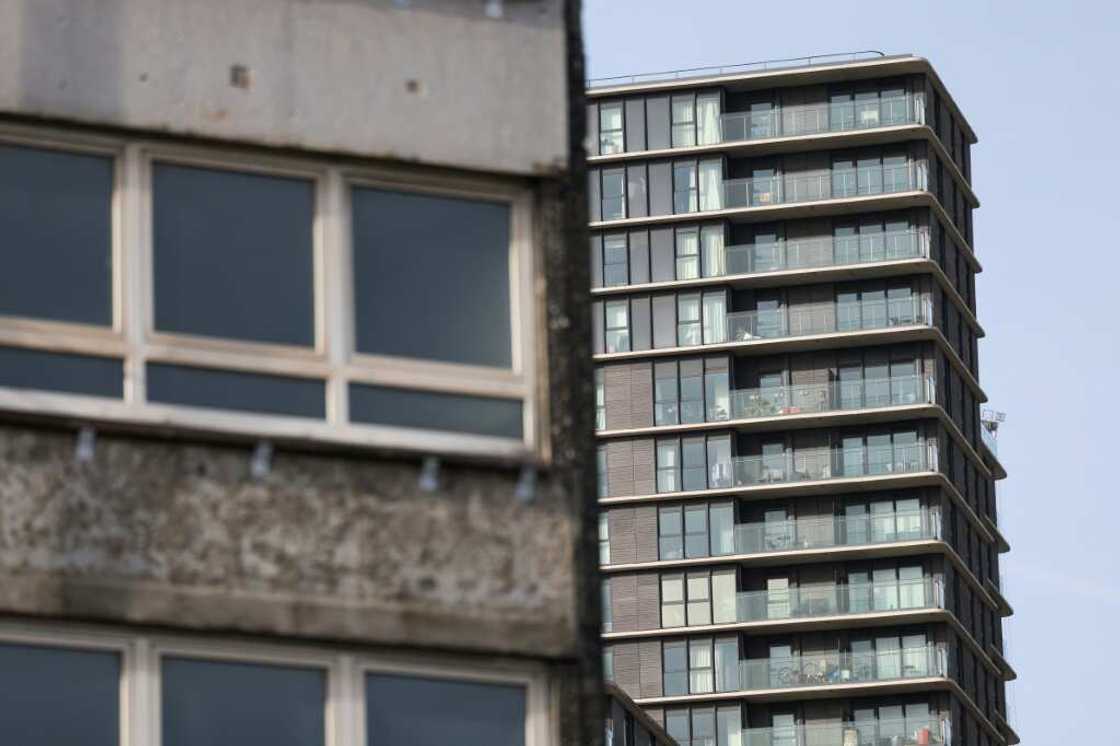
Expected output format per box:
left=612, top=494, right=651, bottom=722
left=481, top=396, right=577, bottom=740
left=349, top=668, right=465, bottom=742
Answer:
left=0, top=630, right=538, bottom=746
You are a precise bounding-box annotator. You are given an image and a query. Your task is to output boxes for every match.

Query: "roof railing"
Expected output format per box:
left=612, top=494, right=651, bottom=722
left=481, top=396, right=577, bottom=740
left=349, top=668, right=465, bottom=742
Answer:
left=587, top=50, right=888, bottom=88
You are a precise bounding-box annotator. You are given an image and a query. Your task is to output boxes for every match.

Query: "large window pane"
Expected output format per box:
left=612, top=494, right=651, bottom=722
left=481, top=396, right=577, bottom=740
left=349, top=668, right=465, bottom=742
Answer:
left=352, top=188, right=512, bottom=368
left=153, top=163, right=314, bottom=346
left=0, top=144, right=113, bottom=326
left=0, top=642, right=119, bottom=746
left=365, top=673, right=525, bottom=746
left=163, top=656, right=325, bottom=746
left=349, top=384, right=523, bottom=440
left=0, top=346, right=122, bottom=398
left=147, top=363, right=325, bottom=419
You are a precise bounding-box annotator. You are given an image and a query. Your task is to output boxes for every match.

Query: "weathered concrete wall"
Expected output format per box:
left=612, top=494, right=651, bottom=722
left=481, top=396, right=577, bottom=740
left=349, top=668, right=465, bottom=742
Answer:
left=0, top=422, right=582, bottom=656
left=0, top=0, right=568, bottom=175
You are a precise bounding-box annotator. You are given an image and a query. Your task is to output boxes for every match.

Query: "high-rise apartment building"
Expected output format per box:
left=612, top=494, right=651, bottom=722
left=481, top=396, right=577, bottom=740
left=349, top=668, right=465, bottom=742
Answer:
left=588, top=52, right=1017, bottom=746
left=0, top=1, right=601, bottom=744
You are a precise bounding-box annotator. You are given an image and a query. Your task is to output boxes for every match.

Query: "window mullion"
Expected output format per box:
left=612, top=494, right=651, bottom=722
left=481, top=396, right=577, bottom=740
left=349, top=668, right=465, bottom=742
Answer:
left=323, top=169, right=350, bottom=428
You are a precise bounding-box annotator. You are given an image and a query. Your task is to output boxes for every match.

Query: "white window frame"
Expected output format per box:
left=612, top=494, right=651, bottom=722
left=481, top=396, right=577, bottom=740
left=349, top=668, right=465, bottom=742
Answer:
left=0, top=123, right=544, bottom=461
left=0, top=620, right=555, bottom=746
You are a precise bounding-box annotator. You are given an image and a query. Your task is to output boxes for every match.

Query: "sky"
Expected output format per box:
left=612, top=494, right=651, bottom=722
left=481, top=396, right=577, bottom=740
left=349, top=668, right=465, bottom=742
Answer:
left=583, top=0, right=1120, bottom=741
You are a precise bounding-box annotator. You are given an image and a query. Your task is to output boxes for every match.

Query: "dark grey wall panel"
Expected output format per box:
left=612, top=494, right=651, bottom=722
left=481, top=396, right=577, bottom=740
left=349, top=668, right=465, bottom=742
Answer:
left=649, top=228, right=674, bottom=282
left=588, top=168, right=602, bottom=222
left=648, top=162, right=673, bottom=216
left=628, top=230, right=650, bottom=285
left=349, top=384, right=523, bottom=440
left=147, top=363, right=326, bottom=419
left=646, top=96, right=670, bottom=150
left=652, top=295, right=675, bottom=349
left=630, top=295, right=652, bottom=352
left=0, top=346, right=122, bottom=398
left=153, top=162, right=315, bottom=347
left=590, top=234, right=604, bottom=288
left=625, top=98, right=647, bottom=152
left=162, top=656, right=325, bottom=746
left=352, top=187, right=512, bottom=369
left=366, top=673, right=525, bottom=746
left=0, top=642, right=119, bottom=746
left=0, top=144, right=113, bottom=326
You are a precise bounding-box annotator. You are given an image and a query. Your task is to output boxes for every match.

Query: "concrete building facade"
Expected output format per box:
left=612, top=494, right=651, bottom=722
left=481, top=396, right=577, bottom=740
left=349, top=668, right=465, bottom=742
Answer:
left=588, top=53, right=1017, bottom=746
left=0, top=1, right=601, bottom=745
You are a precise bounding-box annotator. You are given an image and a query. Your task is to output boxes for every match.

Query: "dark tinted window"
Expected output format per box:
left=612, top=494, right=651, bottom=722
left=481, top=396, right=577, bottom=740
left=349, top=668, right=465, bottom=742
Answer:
left=0, top=642, right=119, bottom=746
left=153, top=163, right=315, bottom=346
left=350, top=384, right=523, bottom=440
left=352, top=188, right=512, bottom=369
left=0, top=346, right=122, bottom=397
left=365, top=673, right=525, bottom=746
left=147, top=363, right=325, bottom=419
left=162, top=657, right=325, bottom=746
left=0, top=144, right=113, bottom=326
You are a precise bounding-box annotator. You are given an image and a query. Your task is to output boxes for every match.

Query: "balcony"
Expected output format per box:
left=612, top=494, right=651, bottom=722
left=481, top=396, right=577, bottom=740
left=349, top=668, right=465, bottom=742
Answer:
left=723, top=375, right=935, bottom=422
left=732, top=507, right=940, bottom=557
left=723, top=164, right=915, bottom=210
left=733, top=717, right=950, bottom=746
left=980, top=424, right=998, bottom=455
left=681, top=440, right=938, bottom=494
left=665, top=645, right=945, bottom=700
left=732, top=577, right=942, bottom=624
left=721, top=229, right=923, bottom=278
left=719, top=97, right=915, bottom=144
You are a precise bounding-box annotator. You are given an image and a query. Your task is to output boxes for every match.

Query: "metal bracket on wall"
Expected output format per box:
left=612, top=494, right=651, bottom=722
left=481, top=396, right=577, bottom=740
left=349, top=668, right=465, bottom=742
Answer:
left=250, top=441, right=273, bottom=480
left=515, top=464, right=537, bottom=504
left=418, top=456, right=441, bottom=493
left=75, top=426, right=97, bottom=463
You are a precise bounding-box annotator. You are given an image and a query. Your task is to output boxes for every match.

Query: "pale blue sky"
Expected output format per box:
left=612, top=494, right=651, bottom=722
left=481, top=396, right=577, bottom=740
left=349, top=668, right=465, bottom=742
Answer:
left=583, top=1, right=1120, bottom=740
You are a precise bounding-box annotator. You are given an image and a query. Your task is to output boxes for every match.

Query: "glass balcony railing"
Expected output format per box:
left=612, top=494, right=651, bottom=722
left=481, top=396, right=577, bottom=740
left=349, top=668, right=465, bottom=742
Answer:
left=721, top=230, right=923, bottom=277
left=721, top=374, right=935, bottom=422
left=733, top=577, right=942, bottom=624
left=980, top=425, right=998, bottom=455
left=720, top=296, right=930, bottom=345
left=718, top=97, right=915, bottom=143
left=720, top=645, right=945, bottom=694
left=732, top=508, right=940, bottom=556
left=695, top=440, right=937, bottom=493
left=734, top=717, right=950, bottom=746
left=722, top=165, right=915, bottom=210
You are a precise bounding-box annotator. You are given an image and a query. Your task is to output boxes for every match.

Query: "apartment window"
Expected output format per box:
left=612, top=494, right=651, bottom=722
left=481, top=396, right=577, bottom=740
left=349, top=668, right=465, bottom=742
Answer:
left=677, top=294, right=702, bottom=346
left=0, top=642, right=120, bottom=746
left=655, top=361, right=680, bottom=426
left=689, top=638, right=715, bottom=693
left=661, top=574, right=686, bottom=627
left=699, top=160, right=723, bottom=211
left=0, top=144, right=114, bottom=327
left=154, top=162, right=315, bottom=347
left=714, top=637, right=739, bottom=692
left=603, top=648, right=614, bottom=682
left=597, top=446, right=609, bottom=498
left=680, top=359, right=704, bottom=424
left=882, top=88, right=909, bottom=125
left=702, top=290, right=727, bottom=344
left=701, top=224, right=726, bottom=277
left=709, top=503, right=735, bottom=555
left=600, top=103, right=625, bottom=155
left=595, top=369, right=606, bottom=431
left=657, top=438, right=681, bottom=492
left=599, top=513, right=611, bottom=565
left=671, top=95, right=697, bottom=148
left=696, top=93, right=722, bottom=145
left=601, top=579, right=613, bottom=631
left=601, top=168, right=627, bottom=220
left=676, top=227, right=701, bottom=279
left=686, top=571, right=712, bottom=625
left=163, top=656, right=326, bottom=746
left=0, top=133, right=539, bottom=457
left=660, top=505, right=684, bottom=559
left=707, top=435, right=733, bottom=489
left=682, top=436, right=707, bottom=491
left=663, top=641, right=689, bottom=695
left=883, top=153, right=910, bottom=193
left=704, top=358, right=730, bottom=421
left=602, top=234, right=629, bottom=287
left=711, top=568, right=737, bottom=623
left=673, top=161, right=698, bottom=213
left=604, top=300, right=630, bottom=353
left=749, top=101, right=776, bottom=139
left=684, top=504, right=709, bottom=558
